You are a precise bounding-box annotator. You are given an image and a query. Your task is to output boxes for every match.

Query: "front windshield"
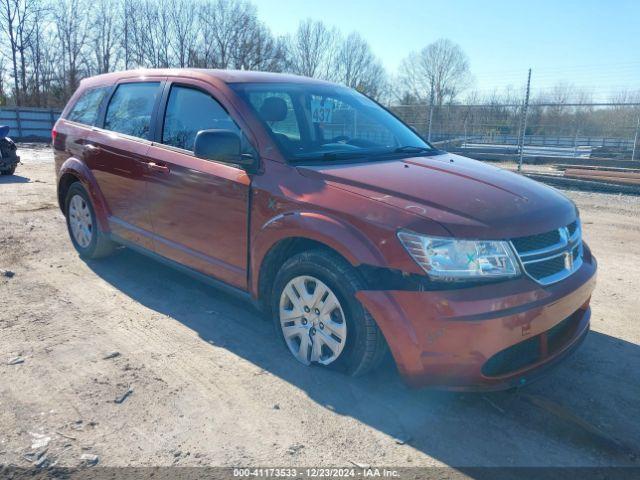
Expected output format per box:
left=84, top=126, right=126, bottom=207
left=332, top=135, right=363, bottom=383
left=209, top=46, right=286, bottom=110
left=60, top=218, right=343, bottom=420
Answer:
left=230, top=82, right=434, bottom=162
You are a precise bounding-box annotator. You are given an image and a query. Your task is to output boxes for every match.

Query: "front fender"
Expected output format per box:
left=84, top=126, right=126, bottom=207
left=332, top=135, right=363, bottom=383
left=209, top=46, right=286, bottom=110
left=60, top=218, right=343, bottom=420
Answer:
left=251, top=210, right=387, bottom=293
left=58, top=157, right=110, bottom=232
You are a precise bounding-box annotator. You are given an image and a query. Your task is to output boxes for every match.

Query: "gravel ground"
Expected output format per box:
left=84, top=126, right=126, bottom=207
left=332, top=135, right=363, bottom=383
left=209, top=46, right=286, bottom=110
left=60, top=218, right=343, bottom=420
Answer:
left=1, top=146, right=639, bottom=473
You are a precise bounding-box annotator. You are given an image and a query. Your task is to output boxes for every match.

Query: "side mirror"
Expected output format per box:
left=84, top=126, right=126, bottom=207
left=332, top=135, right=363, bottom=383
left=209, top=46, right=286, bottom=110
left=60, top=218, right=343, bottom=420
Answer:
left=194, top=129, right=254, bottom=168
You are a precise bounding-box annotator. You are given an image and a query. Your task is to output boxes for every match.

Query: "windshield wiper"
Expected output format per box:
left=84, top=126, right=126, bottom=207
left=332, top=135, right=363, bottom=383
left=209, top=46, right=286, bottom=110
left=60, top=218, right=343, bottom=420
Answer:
left=292, top=146, right=439, bottom=164
left=393, top=145, right=433, bottom=153
left=322, top=151, right=366, bottom=160
left=294, top=151, right=370, bottom=162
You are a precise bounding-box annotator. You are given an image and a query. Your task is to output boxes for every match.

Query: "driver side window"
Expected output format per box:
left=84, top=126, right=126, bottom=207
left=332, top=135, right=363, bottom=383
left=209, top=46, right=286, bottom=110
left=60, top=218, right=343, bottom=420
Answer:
left=162, top=85, right=241, bottom=152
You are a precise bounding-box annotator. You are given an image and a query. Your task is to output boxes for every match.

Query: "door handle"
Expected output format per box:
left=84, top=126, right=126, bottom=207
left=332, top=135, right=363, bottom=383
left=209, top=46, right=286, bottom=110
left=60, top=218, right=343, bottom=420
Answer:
left=84, top=143, right=100, bottom=154
left=146, top=162, right=170, bottom=174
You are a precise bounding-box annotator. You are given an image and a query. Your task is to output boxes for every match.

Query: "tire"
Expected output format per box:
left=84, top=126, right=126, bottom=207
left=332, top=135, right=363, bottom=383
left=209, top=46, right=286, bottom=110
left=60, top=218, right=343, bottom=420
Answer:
left=0, top=165, right=16, bottom=175
left=64, top=182, right=115, bottom=259
left=271, top=249, right=387, bottom=376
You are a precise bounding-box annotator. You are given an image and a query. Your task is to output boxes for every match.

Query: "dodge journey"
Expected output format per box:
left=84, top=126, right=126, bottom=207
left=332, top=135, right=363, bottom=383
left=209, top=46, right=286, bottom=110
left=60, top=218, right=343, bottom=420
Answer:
left=53, top=69, right=597, bottom=390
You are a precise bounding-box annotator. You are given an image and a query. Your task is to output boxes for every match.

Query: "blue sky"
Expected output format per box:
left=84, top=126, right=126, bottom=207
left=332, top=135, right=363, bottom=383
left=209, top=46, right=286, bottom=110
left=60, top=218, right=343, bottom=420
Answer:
left=252, top=0, right=640, bottom=100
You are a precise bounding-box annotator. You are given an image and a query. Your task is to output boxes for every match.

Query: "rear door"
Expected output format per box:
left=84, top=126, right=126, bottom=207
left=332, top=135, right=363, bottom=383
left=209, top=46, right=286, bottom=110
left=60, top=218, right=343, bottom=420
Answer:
left=87, top=79, right=164, bottom=249
left=144, top=80, right=253, bottom=289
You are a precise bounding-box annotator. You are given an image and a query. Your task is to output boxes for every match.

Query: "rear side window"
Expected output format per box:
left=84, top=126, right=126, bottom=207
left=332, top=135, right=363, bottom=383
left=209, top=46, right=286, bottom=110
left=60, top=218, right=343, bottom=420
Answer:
left=162, top=85, right=240, bottom=151
left=104, top=82, right=161, bottom=139
left=67, top=87, right=110, bottom=126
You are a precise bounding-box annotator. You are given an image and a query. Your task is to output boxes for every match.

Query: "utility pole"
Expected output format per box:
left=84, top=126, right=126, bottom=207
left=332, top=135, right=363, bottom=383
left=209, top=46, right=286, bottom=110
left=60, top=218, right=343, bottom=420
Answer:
left=518, top=68, right=532, bottom=172
left=632, top=115, right=639, bottom=161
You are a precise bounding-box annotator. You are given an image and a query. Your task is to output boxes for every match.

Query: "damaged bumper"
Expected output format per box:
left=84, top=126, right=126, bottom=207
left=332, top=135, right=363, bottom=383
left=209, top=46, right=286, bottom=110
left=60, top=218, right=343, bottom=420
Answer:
left=356, top=249, right=597, bottom=391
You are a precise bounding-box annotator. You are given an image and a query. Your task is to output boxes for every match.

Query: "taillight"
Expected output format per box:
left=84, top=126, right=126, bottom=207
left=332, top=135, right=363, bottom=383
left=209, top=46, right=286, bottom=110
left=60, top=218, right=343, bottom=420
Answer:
left=51, top=128, right=58, bottom=143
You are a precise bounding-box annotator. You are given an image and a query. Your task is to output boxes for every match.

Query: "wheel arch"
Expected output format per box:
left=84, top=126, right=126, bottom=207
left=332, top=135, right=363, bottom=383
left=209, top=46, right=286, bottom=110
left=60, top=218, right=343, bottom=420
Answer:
left=257, top=237, right=349, bottom=312
left=252, top=211, right=387, bottom=313
left=57, top=158, right=110, bottom=232
left=57, top=172, right=80, bottom=210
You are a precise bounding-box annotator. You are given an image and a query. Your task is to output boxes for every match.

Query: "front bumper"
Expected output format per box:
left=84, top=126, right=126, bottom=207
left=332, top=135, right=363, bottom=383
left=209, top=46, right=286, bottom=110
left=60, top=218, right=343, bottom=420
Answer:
left=356, top=248, right=597, bottom=391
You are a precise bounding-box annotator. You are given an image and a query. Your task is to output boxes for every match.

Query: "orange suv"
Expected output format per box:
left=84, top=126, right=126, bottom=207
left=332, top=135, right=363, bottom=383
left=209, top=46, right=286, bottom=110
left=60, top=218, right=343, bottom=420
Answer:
left=53, top=69, right=596, bottom=390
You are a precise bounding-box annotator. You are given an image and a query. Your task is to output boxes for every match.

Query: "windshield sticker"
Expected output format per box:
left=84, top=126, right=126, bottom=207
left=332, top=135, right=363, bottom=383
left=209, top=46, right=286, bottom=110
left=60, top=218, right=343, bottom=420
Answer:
left=311, top=99, right=334, bottom=123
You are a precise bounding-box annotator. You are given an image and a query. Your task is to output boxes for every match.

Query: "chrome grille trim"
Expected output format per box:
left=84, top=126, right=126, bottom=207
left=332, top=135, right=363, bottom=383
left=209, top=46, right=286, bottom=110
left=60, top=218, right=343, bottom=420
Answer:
left=510, top=221, right=583, bottom=286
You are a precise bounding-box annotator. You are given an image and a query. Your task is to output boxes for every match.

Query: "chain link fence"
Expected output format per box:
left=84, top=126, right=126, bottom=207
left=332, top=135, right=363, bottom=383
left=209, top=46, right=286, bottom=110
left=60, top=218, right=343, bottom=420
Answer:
left=391, top=103, right=640, bottom=161
left=2, top=102, right=639, bottom=163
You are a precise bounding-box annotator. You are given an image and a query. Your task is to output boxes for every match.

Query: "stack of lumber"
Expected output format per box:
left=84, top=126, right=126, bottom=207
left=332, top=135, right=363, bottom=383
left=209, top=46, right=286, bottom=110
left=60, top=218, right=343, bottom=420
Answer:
left=558, top=165, right=640, bottom=186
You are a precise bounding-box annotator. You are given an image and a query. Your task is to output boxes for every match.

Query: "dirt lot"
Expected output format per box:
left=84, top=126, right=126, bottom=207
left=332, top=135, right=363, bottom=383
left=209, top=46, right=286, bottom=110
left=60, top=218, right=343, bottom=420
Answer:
left=1, top=146, right=639, bottom=472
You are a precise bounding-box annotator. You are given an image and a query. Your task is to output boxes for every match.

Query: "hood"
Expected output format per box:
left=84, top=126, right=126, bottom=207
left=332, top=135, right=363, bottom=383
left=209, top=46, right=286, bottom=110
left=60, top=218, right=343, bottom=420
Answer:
left=296, top=152, right=577, bottom=239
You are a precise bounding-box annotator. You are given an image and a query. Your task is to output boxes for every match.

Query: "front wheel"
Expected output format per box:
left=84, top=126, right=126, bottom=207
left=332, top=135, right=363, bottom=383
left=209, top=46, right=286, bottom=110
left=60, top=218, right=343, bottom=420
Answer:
left=272, top=250, right=387, bottom=376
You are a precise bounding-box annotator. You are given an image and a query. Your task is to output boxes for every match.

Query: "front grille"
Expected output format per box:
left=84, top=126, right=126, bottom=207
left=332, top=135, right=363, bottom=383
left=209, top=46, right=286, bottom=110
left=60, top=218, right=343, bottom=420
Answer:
left=572, top=245, right=580, bottom=261
left=526, top=255, right=565, bottom=280
left=510, top=220, right=583, bottom=286
left=511, top=230, right=560, bottom=252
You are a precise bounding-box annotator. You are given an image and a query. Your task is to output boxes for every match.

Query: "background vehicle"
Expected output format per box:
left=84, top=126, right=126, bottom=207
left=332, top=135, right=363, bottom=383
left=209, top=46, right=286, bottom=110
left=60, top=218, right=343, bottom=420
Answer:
left=0, top=126, right=19, bottom=175
left=53, top=69, right=597, bottom=390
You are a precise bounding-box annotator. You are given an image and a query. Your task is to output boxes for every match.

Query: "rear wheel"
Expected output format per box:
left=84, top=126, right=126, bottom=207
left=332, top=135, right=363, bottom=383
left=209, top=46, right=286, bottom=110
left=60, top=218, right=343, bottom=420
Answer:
left=65, top=182, right=115, bottom=259
left=272, top=249, right=387, bottom=376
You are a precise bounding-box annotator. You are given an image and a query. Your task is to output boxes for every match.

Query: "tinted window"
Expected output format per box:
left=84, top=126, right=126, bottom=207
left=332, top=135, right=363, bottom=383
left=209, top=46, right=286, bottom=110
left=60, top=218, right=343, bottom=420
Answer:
left=162, top=86, right=239, bottom=151
left=67, top=87, right=110, bottom=125
left=104, top=82, right=160, bottom=139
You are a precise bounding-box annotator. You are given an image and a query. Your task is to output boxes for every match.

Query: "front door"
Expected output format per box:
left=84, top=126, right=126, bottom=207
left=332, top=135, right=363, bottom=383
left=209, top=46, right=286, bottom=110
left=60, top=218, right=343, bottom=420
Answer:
left=144, top=82, right=252, bottom=289
left=87, top=80, right=164, bottom=249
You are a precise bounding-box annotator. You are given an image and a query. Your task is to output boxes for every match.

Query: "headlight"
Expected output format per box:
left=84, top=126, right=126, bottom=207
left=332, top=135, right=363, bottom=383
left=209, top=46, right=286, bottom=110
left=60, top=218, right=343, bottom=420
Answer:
left=397, top=230, right=520, bottom=281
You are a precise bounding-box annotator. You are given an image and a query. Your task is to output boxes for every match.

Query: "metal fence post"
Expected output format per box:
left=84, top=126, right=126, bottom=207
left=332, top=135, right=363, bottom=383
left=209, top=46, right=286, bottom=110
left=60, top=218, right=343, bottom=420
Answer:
left=15, top=108, right=23, bottom=139
left=517, top=69, right=532, bottom=172
left=632, top=115, right=639, bottom=161
left=427, top=86, right=434, bottom=142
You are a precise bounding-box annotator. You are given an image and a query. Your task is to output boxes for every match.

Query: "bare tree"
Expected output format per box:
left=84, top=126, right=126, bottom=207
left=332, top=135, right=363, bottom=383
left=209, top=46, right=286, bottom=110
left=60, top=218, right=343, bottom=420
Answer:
left=121, top=0, right=147, bottom=68
left=151, top=0, right=171, bottom=68
left=25, top=1, right=48, bottom=105
left=53, top=0, right=90, bottom=96
left=123, top=0, right=161, bottom=68
left=0, top=0, right=42, bottom=105
left=196, top=0, right=283, bottom=71
left=120, top=0, right=131, bottom=68
left=169, top=0, right=198, bottom=68
left=285, top=19, right=338, bottom=79
left=198, top=0, right=248, bottom=68
left=0, top=57, right=7, bottom=104
left=233, top=21, right=285, bottom=71
left=399, top=38, right=471, bottom=106
left=128, top=0, right=171, bottom=68
left=34, top=30, right=60, bottom=105
left=334, top=32, right=386, bottom=99
left=91, top=0, right=121, bottom=74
